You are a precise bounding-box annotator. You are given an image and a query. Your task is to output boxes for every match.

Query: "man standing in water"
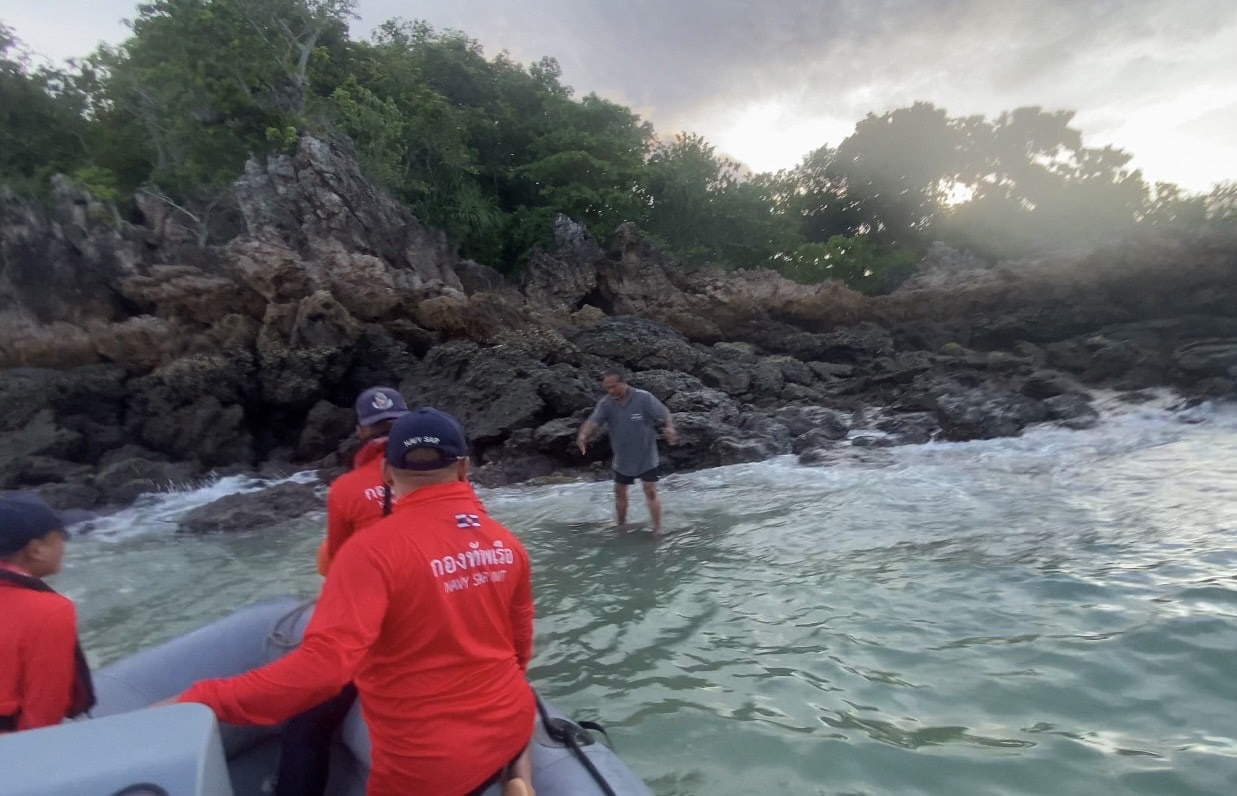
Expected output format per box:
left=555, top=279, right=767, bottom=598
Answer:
left=177, top=408, right=536, bottom=796
left=577, top=368, right=680, bottom=535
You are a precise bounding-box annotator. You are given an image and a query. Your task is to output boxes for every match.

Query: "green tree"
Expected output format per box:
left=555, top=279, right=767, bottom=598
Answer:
left=642, top=133, right=799, bottom=267
left=0, top=26, right=92, bottom=195
left=98, top=0, right=355, bottom=193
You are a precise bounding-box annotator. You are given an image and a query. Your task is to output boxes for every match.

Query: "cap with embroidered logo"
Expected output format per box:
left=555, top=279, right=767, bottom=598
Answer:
left=354, top=387, right=409, bottom=427
left=385, top=408, right=469, bottom=470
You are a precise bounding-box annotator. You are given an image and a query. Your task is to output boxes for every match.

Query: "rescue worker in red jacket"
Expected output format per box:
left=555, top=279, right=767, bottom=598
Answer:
left=316, top=386, right=410, bottom=575
left=276, top=386, right=411, bottom=796
left=177, top=407, right=536, bottom=796
left=0, top=493, right=95, bottom=733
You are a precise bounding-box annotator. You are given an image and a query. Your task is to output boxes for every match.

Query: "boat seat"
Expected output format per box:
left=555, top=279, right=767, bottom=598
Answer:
left=0, top=703, right=233, bottom=796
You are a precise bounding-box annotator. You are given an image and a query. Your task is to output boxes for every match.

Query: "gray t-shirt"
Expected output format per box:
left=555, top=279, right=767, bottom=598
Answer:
left=588, top=388, right=670, bottom=477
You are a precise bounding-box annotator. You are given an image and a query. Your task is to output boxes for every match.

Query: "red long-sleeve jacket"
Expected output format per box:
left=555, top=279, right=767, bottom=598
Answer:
left=180, top=481, right=535, bottom=796
left=0, top=567, right=79, bottom=732
left=317, top=439, right=389, bottom=575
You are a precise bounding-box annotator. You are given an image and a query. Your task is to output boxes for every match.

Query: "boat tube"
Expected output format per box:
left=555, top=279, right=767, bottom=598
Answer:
left=0, top=597, right=652, bottom=796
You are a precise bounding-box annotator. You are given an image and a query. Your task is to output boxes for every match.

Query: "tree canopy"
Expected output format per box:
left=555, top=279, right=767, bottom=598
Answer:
left=1, top=5, right=1231, bottom=292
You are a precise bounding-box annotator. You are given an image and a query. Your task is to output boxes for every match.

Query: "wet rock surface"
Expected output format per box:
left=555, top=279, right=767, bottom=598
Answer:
left=3, top=135, right=1234, bottom=517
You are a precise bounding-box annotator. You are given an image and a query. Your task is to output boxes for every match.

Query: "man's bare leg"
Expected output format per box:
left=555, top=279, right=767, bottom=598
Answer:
left=643, top=481, right=662, bottom=535
left=614, top=482, right=629, bottom=527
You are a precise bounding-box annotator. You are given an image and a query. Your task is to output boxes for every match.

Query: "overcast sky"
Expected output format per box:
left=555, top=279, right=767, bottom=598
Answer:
left=3, top=0, right=1235, bottom=192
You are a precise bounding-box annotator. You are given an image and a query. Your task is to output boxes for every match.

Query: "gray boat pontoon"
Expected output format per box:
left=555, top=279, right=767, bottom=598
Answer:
left=0, top=598, right=651, bottom=796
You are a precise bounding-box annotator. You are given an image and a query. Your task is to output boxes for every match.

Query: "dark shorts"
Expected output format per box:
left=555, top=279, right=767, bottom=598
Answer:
left=614, top=468, right=660, bottom=485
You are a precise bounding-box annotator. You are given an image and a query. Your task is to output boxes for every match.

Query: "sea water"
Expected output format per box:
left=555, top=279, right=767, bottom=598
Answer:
left=59, top=393, right=1237, bottom=795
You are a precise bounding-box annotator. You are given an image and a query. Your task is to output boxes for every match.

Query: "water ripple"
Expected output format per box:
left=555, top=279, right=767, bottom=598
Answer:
left=59, top=403, right=1237, bottom=795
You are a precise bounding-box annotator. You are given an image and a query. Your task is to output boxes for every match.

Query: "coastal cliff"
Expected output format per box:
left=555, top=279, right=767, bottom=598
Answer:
left=2, top=135, right=1234, bottom=513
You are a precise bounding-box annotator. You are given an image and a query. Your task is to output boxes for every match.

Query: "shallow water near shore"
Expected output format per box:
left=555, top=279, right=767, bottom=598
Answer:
left=58, top=395, right=1237, bottom=795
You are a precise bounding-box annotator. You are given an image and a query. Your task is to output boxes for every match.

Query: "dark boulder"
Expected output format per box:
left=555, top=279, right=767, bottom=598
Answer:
left=931, top=386, right=1049, bottom=441
left=177, top=481, right=322, bottom=533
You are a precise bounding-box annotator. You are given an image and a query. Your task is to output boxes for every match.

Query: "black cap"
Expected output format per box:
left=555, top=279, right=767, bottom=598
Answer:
left=0, top=493, right=65, bottom=556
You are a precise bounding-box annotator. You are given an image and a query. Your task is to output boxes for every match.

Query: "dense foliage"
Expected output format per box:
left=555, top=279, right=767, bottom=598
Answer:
left=2, top=5, right=1233, bottom=292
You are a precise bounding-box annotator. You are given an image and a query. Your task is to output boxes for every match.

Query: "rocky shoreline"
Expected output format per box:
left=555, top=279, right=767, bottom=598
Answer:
left=2, top=135, right=1234, bottom=526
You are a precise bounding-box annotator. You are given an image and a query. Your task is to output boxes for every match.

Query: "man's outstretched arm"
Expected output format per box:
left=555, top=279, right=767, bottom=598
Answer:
left=576, top=419, right=600, bottom=454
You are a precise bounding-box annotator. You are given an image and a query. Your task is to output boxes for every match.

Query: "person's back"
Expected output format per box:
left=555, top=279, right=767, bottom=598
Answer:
left=319, top=441, right=388, bottom=569
left=281, top=387, right=408, bottom=796
left=340, top=480, right=534, bottom=780
left=0, top=493, right=93, bottom=734
left=178, top=408, right=535, bottom=796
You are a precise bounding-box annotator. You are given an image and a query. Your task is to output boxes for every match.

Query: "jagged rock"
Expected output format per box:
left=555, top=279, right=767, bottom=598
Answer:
left=1021, top=369, right=1088, bottom=400
left=3, top=132, right=1237, bottom=512
left=521, top=217, right=604, bottom=311
left=338, top=325, right=417, bottom=399
left=797, top=447, right=833, bottom=466
left=711, top=436, right=774, bottom=465
left=414, top=291, right=538, bottom=343
left=694, top=343, right=758, bottom=394
left=791, top=428, right=846, bottom=455
left=94, top=452, right=202, bottom=504
left=0, top=410, right=84, bottom=488
left=1173, top=340, right=1237, bottom=378
left=1043, top=394, right=1100, bottom=430
left=850, top=434, right=895, bottom=448
left=745, top=321, right=894, bottom=364
left=295, top=401, right=357, bottom=462
left=456, top=259, right=508, bottom=294
left=137, top=396, right=254, bottom=468
left=408, top=340, right=557, bottom=444
left=257, top=292, right=361, bottom=408
left=774, top=406, right=850, bottom=439
left=568, top=316, right=707, bottom=372
left=668, top=389, right=742, bottom=425
left=807, top=362, right=856, bottom=381
left=748, top=358, right=786, bottom=400
left=0, top=182, right=139, bottom=328
left=531, top=417, right=581, bottom=457
left=34, top=481, right=104, bottom=511
left=874, top=412, right=940, bottom=445
left=537, top=364, right=597, bottom=416
left=227, top=239, right=322, bottom=303
left=324, top=253, right=403, bottom=321
left=630, top=370, right=706, bottom=402
left=177, top=481, right=322, bottom=533
left=932, top=386, right=1049, bottom=441
left=233, top=135, right=462, bottom=293
left=119, top=265, right=264, bottom=324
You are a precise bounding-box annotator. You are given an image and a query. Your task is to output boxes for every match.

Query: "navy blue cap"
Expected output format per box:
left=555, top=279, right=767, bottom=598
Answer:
left=0, top=493, right=66, bottom=556
left=355, top=387, right=409, bottom=427
left=385, top=408, right=469, bottom=470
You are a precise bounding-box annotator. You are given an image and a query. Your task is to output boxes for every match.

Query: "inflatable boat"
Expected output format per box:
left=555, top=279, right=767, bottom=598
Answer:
left=0, top=598, right=652, bottom=796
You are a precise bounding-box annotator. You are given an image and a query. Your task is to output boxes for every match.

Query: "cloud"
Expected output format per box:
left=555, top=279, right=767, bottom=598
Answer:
left=4, top=0, right=1235, bottom=190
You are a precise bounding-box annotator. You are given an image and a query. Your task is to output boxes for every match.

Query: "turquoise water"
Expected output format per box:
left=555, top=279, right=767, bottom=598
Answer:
left=63, top=395, right=1237, bottom=795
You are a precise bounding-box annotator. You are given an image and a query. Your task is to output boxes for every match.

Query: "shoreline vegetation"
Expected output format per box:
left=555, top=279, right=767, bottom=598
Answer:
left=0, top=3, right=1234, bottom=524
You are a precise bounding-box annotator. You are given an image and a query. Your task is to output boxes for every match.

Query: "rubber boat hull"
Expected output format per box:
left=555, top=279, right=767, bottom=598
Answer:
left=0, top=597, right=652, bottom=796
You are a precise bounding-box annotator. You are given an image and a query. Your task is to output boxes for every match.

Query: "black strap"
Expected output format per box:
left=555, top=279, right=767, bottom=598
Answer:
left=578, top=720, right=612, bottom=747
left=0, top=569, right=97, bottom=718
left=533, top=692, right=618, bottom=796
left=382, top=485, right=392, bottom=517
left=0, top=714, right=16, bottom=732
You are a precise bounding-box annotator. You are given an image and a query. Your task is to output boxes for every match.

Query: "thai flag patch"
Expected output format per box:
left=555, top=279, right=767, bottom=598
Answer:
left=455, top=513, right=481, bottom=529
